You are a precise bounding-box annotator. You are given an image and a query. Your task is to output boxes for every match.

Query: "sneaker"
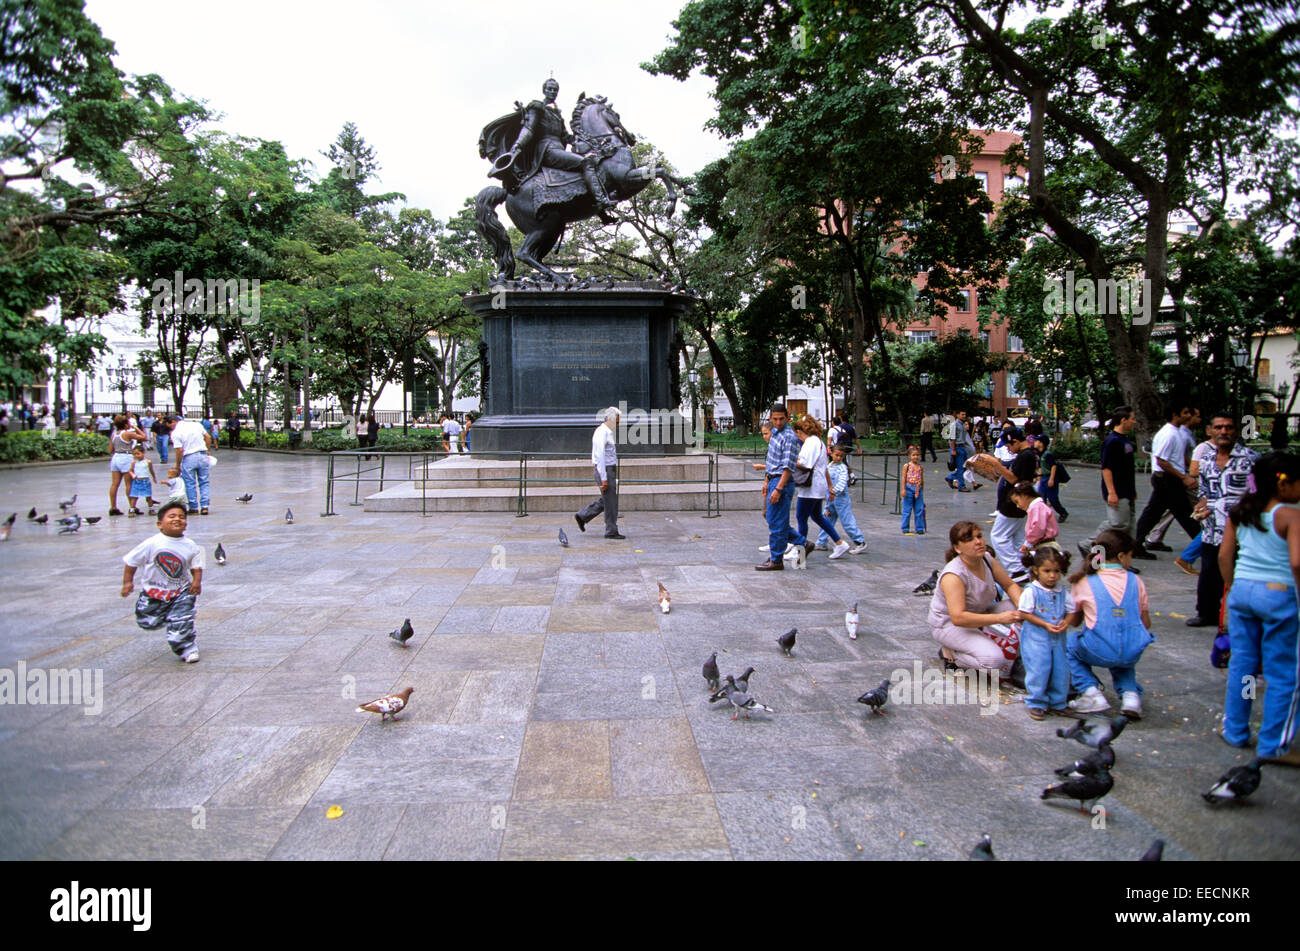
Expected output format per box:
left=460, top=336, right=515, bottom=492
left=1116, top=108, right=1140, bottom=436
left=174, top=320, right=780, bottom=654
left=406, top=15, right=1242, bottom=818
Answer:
left=829, top=541, right=851, bottom=560
left=1069, top=686, right=1110, bottom=713
left=848, top=543, right=868, bottom=554
left=1175, top=557, right=1199, bottom=576
left=1027, top=707, right=1046, bottom=721
left=1120, top=691, right=1142, bottom=719
left=574, top=514, right=586, bottom=533
left=187, top=508, right=199, bottom=515
left=1262, top=746, right=1300, bottom=767
left=755, top=560, right=784, bottom=571
left=181, top=649, right=199, bottom=664
left=916, top=530, right=925, bottom=535
left=604, top=533, right=626, bottom=540
left=1146, top=542, right=1173, bottom=552
left=200, top=508, right=209, bottom=515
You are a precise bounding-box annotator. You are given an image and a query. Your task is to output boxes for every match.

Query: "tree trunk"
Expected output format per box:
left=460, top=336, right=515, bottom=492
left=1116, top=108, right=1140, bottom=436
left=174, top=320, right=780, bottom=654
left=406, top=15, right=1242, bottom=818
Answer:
left=698, top=326, right=745, bottom=434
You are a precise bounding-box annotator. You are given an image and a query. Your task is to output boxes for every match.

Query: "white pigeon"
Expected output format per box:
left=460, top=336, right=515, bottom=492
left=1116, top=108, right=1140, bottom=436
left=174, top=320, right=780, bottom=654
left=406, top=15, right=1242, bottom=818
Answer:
left=845, top=601, right=859, bottom=640
left=657, top=582, right=671, bottom=614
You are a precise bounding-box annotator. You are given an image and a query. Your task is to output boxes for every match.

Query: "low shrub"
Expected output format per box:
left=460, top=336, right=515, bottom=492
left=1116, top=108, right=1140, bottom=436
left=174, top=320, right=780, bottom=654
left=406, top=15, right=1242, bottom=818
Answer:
left=0, top=430, right=110, bottom=464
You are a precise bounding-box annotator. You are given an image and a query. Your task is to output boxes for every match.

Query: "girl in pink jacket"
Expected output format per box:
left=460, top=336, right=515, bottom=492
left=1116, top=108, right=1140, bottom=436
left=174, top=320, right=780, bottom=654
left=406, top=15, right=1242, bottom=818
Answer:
left=1013, top=482, right=1060, bottom=553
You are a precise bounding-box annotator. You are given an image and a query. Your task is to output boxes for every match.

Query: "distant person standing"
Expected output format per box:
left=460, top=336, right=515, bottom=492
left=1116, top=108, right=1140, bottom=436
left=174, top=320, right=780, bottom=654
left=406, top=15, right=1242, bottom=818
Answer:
left=944, top=409, right=978, bottom=491
left=442, top=414, right=463, bottom=453
left=574, top=406, right=623, bottom=539
left=1079, top=406, right=1140, bottom=562
left=919, top=412, right=938, bottom=462
left=153, top=413, right=170, bottom=464
left=226, top=411, right=241, bottom=450
left=1133, top=401, right=1202, bottom=559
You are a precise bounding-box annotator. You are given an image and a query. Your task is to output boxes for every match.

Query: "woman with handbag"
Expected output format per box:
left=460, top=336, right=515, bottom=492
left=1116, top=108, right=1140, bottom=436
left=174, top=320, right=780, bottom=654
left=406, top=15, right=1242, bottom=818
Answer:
left=929, top=520, right=1026, bottom=678
left=792, top=416, right=850, bottom=560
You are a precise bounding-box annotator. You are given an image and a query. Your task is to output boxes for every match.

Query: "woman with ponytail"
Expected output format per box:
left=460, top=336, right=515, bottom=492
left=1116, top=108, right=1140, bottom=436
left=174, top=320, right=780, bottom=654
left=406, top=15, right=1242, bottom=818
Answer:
left=1218, top=452, right=1300, bottom=763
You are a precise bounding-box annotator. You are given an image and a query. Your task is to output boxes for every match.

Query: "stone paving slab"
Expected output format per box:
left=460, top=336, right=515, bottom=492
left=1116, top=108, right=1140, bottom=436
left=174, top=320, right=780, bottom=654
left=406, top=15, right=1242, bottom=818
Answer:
left=1, top=451, right=1297, bottom=860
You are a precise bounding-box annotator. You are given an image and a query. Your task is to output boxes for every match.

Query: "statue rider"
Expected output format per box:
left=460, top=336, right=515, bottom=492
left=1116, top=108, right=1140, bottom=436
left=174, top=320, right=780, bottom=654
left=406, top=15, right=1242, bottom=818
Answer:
left=505, top=78, right=615, bottom=218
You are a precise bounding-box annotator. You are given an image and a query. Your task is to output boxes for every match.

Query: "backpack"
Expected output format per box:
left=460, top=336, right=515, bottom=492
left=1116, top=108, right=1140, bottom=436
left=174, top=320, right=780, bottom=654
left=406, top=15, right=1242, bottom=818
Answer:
left=942, top=419, right=957, bottom=442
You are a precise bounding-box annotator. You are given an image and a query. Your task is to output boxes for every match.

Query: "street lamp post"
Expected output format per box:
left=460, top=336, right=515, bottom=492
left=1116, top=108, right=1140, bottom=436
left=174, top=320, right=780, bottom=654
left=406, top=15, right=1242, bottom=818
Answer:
left=1053, top=368, right=1063, bottom=432
left=1232, top=346, right=1250, bottom=418
left=107, top=356, right=137, bottom=415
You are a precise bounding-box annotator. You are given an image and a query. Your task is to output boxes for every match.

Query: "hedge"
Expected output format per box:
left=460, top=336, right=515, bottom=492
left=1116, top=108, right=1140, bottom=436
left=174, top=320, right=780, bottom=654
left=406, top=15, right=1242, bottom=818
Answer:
left=0, top=430, right=110, bottom=464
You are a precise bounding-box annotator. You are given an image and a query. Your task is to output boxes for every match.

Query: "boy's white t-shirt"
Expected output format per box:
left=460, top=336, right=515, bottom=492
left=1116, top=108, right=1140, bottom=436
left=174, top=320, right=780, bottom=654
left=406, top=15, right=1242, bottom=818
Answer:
left=164, top=477, right=187, bottom=502
left=124, top=531, right=204, bottom=600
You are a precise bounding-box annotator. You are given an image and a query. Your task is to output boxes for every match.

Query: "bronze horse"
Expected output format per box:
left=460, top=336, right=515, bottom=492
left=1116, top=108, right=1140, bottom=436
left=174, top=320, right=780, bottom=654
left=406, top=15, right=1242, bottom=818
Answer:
left=476, top=94, right=685, bottom=284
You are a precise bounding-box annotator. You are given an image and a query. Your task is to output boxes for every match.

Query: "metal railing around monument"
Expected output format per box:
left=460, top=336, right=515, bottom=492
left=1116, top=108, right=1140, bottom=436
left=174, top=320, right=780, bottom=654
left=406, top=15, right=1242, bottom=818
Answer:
left=321, top=450, right=723, bottom=518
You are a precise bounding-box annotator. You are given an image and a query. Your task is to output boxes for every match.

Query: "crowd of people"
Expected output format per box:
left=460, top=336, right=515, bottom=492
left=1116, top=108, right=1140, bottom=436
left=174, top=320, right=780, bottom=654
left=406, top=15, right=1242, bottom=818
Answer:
left=747, top=398, right=1297, bottom=763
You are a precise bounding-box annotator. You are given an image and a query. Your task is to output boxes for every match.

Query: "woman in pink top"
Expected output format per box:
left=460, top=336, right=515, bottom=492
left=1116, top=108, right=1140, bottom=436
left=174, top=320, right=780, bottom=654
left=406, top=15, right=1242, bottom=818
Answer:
left=1012, top=482, right=1059, bottom=553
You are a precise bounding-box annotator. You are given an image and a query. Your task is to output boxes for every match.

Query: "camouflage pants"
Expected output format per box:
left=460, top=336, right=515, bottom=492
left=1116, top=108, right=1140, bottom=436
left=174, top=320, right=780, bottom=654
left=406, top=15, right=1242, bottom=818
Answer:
left=135, top=587, right=198, bottom=655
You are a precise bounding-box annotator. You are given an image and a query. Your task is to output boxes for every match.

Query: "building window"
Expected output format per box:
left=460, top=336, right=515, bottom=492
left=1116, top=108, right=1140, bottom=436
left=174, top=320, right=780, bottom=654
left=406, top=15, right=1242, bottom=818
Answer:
left=974, top=171, right=989, bottom=192
left=1006, top=372, right=1022, bottom=397
left=908, top=330, right=937, bottom=344
left=979, top=331, right=990, bottom=348
left=1007, top=335, right=1025, bottom=353
left=956, top=290, right=971, bottom=312
left=978, top=289, right=996, bottom=310
left=1005, top=173, right=1025, bottom=192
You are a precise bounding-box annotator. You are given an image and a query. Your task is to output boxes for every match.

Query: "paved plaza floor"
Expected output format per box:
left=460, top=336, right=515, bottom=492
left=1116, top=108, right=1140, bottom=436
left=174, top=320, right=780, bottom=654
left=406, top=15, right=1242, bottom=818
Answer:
left=0, top=450, right=1296, bottom=860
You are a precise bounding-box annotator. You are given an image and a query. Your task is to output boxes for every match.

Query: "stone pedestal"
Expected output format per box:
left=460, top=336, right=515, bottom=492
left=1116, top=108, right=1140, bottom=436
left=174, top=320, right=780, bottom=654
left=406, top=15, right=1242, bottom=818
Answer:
left=465, top=283, right=694, bottom=455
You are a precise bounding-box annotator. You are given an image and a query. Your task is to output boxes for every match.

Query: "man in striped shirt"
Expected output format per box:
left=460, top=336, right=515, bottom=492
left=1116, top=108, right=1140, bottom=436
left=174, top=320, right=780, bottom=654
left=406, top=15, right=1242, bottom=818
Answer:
left=757, top=403, right=807, bottom=570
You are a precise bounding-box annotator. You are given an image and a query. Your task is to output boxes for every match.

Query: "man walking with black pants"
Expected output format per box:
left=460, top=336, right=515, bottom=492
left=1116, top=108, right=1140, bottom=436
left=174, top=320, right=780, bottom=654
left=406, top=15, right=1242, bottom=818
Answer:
left=1079, top=406, right=1143, bottom=562
left=919, top=411, right=937, bottom=462
left=575, top=406, right=624, bottom=539
left=1133, top=401, right=1202, bottom=559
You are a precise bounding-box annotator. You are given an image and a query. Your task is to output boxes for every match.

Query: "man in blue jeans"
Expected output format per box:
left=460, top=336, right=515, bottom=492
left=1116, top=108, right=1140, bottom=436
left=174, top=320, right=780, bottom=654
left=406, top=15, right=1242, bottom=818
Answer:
left=944, top=410, right=978, bottom=491
left=756, top=403, right=806, bottom=571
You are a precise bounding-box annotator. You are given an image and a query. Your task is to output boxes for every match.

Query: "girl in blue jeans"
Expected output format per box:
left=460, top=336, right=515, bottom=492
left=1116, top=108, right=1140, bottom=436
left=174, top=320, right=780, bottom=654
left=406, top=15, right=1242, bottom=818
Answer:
left=1016, top=546, right=1075, bottom=720
left=1064, top=529, right=1155, bottom=718
left=1218, top=451, right=1300, bottom=760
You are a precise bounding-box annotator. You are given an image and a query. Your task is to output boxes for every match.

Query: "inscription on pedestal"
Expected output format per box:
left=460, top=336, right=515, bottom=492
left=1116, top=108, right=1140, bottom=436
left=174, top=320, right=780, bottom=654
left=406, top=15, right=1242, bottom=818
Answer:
left=512, top=315, right=649, bottom=413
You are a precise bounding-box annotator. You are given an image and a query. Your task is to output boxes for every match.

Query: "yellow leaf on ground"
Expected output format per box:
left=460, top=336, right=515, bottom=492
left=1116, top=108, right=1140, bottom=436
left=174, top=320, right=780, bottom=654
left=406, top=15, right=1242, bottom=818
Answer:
left=326, top=805, right=344, bottom=819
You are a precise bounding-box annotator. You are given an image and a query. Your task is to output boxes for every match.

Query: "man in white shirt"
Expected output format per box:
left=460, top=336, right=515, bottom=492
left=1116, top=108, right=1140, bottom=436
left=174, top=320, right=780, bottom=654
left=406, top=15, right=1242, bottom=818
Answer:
left=442, top=415, right=463, bottom=453
left=167, top=414, right=215, bottom=515
left=574, top=406, right=623, bottom=539
left=1133, top=401, right=1201, bottom=558
left=1144, top=406, right=1201, bottom=550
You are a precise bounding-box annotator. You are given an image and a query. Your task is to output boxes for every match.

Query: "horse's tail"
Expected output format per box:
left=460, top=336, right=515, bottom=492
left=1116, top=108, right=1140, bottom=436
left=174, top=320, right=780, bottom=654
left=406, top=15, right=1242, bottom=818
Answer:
left=475, top=185, right=514, bottom=281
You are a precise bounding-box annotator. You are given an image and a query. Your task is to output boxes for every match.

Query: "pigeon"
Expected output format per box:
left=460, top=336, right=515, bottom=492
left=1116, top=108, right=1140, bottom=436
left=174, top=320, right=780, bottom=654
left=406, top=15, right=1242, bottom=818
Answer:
left=734, top=666, right=755, bottom=692
left=857, top=678, right=892, bottom=715
left=1054, top=744, right=1115, bottom=778
left=970, top=834, right=995, bottom=860
left=1139, top=839, right=1164, bottom=861
left=58, top=493, right=77, bottom=512
left=389, top=617, right=414, bottom=648
left=703, top=651, right=720, bottom=691
left=285, top=507, right=294, bottom=524
left=214, top=542, right=227, bottom=565
left=558, top=527, right=569, bottom=548
left=84, top=516, right=101, bottom=524
left=913, top=568, right=940, bottom=595
left=657, top=582, right=671, bottom=614
left=57, top=515, right=80, bottom=534
left=27, top=507, right=37, bottom=520
left=727, top=687, right=774, bottom=720
left=708, top=674, right=735, bottom=704
left=776, top=628, right=797, bottom=656
left=1202, top=759, right=1263, bottom=805
left=356, top=686, right=414, bottom=722
left=33, top=514, right=48, bottom=524
left=1060, top=714, right=1129, bottom=749
left=1041, top=767, right=1114, bottom=813
left=236, top=493, right=253, bottom=503
left=845, top=601, right=859, bottom=639
left=0, top=513, right=14, bottom=541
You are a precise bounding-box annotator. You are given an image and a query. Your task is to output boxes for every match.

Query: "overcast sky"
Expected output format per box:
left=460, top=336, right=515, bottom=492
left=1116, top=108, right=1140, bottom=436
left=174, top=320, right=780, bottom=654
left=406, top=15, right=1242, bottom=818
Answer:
left=83, top=0, right=729, bottom=221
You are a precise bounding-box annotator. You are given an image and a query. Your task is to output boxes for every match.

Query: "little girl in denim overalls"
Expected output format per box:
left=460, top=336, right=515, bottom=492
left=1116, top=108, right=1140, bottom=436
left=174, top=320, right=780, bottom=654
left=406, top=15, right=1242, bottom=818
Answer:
left=1066, top=529, right=1155, bottom=718
left=1017, top=546, right=1075, bottom=720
